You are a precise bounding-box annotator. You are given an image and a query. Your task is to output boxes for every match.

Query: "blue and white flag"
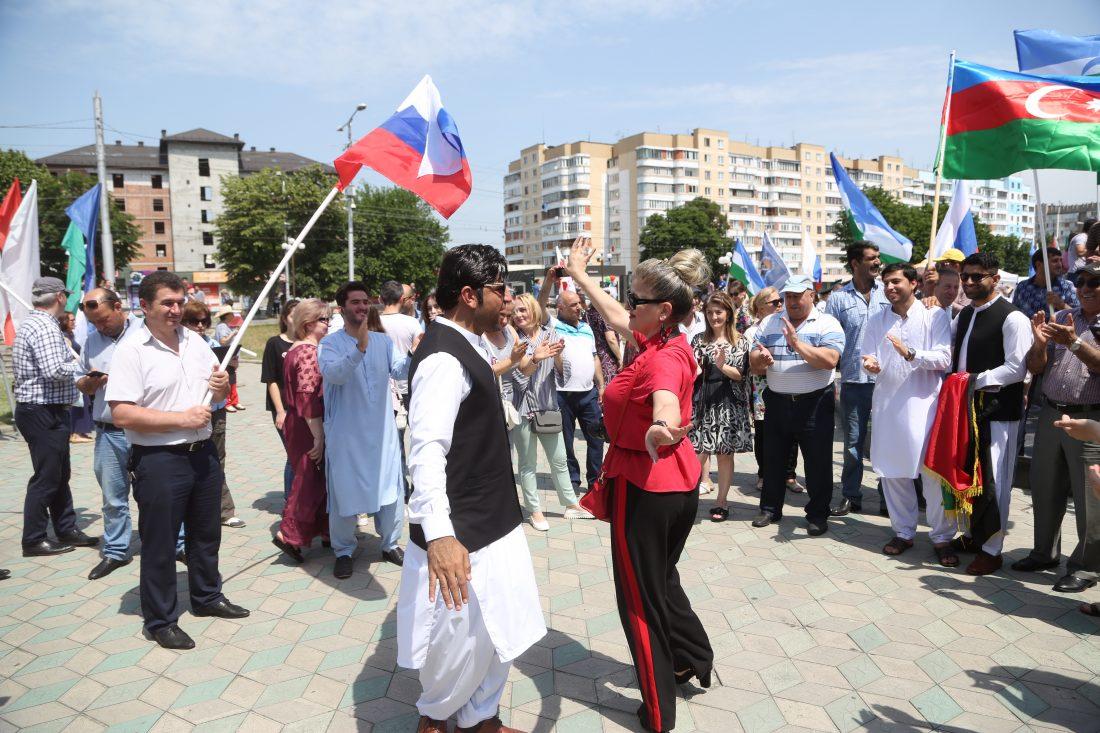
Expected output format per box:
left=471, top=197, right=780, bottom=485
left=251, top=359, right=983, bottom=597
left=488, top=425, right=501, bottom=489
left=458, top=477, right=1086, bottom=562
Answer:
left=65, top=183, right=101, bottom=293
left=830, top=153, right=912, bottom=263
left=1015, top=29, right=1100, bottom=76
left=759, top=231, right=790, bottom=289
left=931, top=181, right=978, bottom=259
left=1028, top=239, right=1038, bottom=278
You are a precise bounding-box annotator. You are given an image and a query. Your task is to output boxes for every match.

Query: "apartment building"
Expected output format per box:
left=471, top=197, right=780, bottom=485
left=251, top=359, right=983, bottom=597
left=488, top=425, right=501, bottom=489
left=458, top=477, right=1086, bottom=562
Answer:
left=1040, top=202, right=1097, bottom=246
left=39, top=129, right=326, bottom=296
left=504, top=129, right=1034, bottom=283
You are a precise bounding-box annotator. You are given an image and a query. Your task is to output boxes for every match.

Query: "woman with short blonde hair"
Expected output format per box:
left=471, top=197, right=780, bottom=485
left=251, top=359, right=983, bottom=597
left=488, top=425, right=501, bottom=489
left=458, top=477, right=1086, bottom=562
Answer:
left=289, top=298, right=331, bottom=341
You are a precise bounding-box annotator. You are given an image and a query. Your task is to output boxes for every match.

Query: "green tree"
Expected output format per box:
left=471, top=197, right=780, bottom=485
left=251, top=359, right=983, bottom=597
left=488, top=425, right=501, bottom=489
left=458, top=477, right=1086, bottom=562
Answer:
left=637, top=197, right=731, bottom=276
left=215, top=167, right=448, bottom=300
left=0, top=150, right=141, bottom=282
left=831, top=186, right=1030, bottom=275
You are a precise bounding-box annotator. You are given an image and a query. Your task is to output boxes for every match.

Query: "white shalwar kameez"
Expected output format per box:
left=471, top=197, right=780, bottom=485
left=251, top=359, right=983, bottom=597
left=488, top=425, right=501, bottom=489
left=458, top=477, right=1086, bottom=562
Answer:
left=863, top=301, right=953, bottom=542
left=952, top=295, right=1032, bottom=555
left=396, top=318, right=546, bottom=728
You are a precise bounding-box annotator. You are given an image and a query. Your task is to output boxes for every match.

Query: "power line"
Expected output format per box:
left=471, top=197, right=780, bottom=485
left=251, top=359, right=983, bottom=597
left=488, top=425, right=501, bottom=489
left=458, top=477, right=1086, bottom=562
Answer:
left=0, top=118, right=94, bottom=129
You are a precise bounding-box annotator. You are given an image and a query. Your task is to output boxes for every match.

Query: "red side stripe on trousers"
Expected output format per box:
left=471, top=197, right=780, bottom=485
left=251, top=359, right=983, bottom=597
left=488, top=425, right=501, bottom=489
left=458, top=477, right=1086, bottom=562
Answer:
left=611, top=478, right=662, bottom=732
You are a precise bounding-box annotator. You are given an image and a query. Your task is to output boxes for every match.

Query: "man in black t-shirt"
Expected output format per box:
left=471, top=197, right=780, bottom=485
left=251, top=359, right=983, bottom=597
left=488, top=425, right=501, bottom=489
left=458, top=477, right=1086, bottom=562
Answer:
left=260, top=299, right=299, bottom=499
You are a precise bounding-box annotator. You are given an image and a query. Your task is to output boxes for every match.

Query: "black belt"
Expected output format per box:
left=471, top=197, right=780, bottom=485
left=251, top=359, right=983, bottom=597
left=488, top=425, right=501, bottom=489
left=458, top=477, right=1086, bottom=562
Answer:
left=95, top=421, right=123, bottom=432
left=1047, top=400, right=1100, bottom=414
left=768, top=385, right=832, bottom=402
left=133, top=439, right=211, bottom=454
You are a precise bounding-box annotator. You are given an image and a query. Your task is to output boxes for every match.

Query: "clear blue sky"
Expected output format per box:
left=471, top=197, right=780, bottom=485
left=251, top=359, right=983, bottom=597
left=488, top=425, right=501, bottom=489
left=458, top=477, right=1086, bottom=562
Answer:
left=2, top=0, right=1098, bottom=245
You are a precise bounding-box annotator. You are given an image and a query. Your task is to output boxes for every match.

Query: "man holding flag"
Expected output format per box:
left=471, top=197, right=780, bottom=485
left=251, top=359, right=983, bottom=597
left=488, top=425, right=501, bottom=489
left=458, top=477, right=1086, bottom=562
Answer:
left=1013, top=246, right=1078, bottom=319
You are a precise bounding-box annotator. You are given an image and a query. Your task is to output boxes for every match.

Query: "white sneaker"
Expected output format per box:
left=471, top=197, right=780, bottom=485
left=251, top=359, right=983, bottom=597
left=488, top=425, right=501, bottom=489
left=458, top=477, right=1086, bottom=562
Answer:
left=356, top=514, right=372, bottom=528
left=222, top=517, right=246, bottom=528
left=564, top=507, right=595, bottom=520
left=529, top=515, right=550, bottom=532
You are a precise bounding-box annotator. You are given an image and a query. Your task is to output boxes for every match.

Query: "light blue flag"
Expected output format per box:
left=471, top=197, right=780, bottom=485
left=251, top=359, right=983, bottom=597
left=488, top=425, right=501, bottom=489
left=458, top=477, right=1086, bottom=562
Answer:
left=65, top=184, right=101, bottom=292
left=1015, top=29, right=1100, bottom=76
left=759, top=232, right=790, bottom=289
left=829, top=153, right=912, bottom=262
left=813, top=255, right=822, bottom=285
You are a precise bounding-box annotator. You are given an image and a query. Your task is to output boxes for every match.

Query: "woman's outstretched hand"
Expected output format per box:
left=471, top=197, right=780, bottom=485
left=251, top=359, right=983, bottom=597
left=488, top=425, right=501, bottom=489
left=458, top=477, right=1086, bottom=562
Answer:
left=645, top=422, right=691, bottom=463
left=565, top=236, right=594, bottom=278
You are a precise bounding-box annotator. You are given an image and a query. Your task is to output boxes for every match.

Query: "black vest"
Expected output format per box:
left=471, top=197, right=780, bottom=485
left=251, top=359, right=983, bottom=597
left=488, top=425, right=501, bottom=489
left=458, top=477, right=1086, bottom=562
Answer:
left=952, top=297, right=1024, bottom=422
left=407, top=323, right=521, bottom=553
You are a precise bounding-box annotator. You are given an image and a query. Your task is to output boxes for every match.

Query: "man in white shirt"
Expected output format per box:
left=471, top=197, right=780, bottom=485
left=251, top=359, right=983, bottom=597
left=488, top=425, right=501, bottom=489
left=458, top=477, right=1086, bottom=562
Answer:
left=379, top=280, right=424, bottom=407
left=107, top=272, right=249, bottom=650
left=398, top=245, right=543, bottom=733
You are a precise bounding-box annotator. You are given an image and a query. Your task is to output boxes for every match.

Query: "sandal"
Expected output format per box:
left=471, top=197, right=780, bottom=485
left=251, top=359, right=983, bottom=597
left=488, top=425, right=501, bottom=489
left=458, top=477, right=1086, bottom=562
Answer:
left=883, top=537, right=914, bottom=556
left=271, top=535, right=304, bottom=563
left=1080, top=603, right=1100, bottom=617
left=709, top=506, right=730, bottom=523
left=934, top=544, right=960, bottom=568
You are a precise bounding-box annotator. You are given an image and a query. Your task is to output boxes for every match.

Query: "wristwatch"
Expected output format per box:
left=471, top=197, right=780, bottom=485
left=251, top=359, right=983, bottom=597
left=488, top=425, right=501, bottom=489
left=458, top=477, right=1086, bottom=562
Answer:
left=905, top=347, right=916, bottom=362
left=651, top=420, right=669, bottom=428
left=1070, top=337, right=1084, bottom=353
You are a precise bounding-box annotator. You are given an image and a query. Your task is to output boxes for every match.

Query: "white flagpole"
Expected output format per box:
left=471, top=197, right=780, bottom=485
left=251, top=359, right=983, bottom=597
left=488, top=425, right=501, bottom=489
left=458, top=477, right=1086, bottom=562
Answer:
left=0, top=280, right=31, bottom=310
left=1033, top=172, right=1055, bottom=318
left=203, top=185, right=341, bottom=405
left=927, top=50, right=957, bottom=274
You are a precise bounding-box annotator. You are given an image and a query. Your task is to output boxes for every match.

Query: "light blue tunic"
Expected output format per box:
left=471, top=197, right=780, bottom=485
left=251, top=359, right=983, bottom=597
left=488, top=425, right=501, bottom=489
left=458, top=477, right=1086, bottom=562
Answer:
left=318, top=328, right=410, bottom=517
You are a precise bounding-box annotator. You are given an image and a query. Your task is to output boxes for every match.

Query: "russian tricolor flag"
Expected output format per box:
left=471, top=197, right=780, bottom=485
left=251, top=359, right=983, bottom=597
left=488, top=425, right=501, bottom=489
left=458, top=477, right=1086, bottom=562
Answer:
left=334, top=76, right=472, bottom=218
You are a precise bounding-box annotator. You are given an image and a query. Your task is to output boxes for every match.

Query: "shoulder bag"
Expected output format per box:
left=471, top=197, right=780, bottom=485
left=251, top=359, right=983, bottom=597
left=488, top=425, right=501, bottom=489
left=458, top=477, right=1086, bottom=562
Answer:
left=580, top=348, right=644, bottom=522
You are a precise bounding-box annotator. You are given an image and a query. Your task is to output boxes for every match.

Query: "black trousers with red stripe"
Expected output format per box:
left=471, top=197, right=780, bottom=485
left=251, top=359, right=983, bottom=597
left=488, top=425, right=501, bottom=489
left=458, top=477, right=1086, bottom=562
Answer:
left=611, top=479, right=713, bottom=732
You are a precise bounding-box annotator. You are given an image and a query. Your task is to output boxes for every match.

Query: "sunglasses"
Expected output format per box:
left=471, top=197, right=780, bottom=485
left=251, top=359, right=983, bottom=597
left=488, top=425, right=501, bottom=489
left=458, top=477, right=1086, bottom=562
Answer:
left=627, top=291, right=666, bottom=309
left=316, top=317, right=331, bottom=324
left=767, top=298, right=782, bottom=307
left=960, top=273, right=993, bottom=284
left=79, top=298, right=118, bottom=311
left=183, top=318, right=211, bottom=327
left=1080, top=278, right=1100, bottom=290
left=482, top=282, right=506, bottom=296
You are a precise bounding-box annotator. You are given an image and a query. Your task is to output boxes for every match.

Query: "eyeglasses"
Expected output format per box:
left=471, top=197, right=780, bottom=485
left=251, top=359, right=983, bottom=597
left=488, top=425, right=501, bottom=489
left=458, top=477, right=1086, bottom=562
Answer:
left=79, top=298, right=119, bottom=312
left=316, top=317, right=331, bottom=324
left=1080, top=278, right=1100, bottom=290
left=183, top=318, right=211, bottom=327
left=960, top=273, right=993, bottom=284
left=482, top=282, right=506, bottom=296
left=627, top=291, right=665, bottom=309
left=767, top=298, right=782, bottom=307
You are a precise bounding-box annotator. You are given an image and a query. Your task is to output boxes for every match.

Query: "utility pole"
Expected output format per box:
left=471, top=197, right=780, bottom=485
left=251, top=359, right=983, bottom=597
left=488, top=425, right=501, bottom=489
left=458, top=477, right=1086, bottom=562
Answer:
left=278, top=172, right=290, bottom=303
left=93, top=92, right=115, bottom=288
left=337, top=103, right=367, bottom=281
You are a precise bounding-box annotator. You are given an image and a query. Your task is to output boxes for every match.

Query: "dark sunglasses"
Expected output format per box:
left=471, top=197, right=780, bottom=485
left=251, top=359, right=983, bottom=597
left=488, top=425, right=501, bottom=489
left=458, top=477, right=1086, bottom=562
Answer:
left=1080, top=278, right=1100, bottom=290
left=960, top=273, right=993, bottom=284
left=316, top=317, right=331, bottom=324
left=627, top=291, right=666, bottom=309
left=767, top=298, right=782, bottom=307
left=79, top=297, right=118, bottom=311
left=183, top=318, right=211, bottom=327
left=482, top=282, right=506, bottom=296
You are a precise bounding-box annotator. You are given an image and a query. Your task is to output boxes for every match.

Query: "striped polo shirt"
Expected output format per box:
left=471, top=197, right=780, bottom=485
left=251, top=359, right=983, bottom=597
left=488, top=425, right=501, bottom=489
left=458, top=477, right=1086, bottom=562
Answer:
left=752, top=310, right=845, bottom=394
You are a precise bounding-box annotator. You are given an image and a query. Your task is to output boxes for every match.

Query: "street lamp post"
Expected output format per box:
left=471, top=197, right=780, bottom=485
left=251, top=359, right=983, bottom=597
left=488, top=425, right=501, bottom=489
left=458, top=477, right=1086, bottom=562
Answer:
left=337, top=103, right=367, bottom=281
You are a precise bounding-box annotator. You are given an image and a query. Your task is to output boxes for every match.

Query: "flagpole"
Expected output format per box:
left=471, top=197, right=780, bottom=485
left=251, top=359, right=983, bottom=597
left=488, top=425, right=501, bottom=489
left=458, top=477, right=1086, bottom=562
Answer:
left=1033, top=172, right=1055, bottom=318
left=927, top=49, right=957, bottom=273
left=202, top=185, right=341, bottom=405
left=0, top=280, right=31, bottom=310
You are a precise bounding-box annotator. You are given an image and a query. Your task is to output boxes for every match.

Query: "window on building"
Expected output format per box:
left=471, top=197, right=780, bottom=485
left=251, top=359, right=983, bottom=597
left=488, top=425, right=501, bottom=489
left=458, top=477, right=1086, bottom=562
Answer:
left=154, top=221, right=165, bottom=234
left=151, top=174, right=163, bottom=189
left=112, top=173, right=124, bottom=188
left=157, top=266, right=168, bottom=271
left=200, top=186, right=212, bottom=201
left=198, top=158, right=210, bottom=177
left=704, top=137, right=711, bottom=147
left=203, top=254, right=216, bottom=269
left=203, top=232, right=214, bottom=246
left=116, top=198, right=125, bottom=212
left=155, top=244, right=167, bottom=258
left=152, top=198, right=164, bottom=212
left=705, top=187, right=711, bottom=196
left=717, top=139, right=725, bottom=149
left=201, top=209, right=211, bottom=223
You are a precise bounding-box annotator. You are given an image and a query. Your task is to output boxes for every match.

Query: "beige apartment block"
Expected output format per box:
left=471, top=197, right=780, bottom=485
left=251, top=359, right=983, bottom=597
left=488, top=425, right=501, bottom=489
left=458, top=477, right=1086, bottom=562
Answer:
left=504, top=128, right=1033, bottom=283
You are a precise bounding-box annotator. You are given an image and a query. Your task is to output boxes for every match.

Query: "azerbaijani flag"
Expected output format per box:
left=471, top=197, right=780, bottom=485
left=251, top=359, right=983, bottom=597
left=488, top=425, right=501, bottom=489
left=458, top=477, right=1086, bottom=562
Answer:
left=829, top=153, right=912, bottom=263
left=728, top=239, right=764, bottom=295
left=942, top=60, right=1100, bottom=180
left=334, top=75, right=472, bottom=218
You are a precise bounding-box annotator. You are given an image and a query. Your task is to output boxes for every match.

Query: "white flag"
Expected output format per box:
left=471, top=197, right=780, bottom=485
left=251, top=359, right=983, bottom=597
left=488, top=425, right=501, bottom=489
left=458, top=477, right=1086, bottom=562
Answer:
left=0, top=180, right=40, bottom=344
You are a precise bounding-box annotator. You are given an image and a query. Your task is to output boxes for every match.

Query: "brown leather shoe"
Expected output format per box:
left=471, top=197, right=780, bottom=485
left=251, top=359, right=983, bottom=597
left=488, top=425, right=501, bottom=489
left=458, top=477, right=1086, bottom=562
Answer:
left=457, top=716, right=524, bottom=733
left=416, top=716, right=448, bottom=733
left=966, top=551, right=1003, bottom=576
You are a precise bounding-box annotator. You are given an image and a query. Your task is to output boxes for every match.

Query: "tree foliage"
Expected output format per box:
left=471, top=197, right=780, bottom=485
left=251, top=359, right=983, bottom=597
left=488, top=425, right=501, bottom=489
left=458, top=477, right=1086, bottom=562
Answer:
left=0, top=150, right=142, bottom=282
left=637, top=197, right=731, bottom=276
left=831, top=186, right=1030, bottom=275
left=215, top=166, right=448, bottom=300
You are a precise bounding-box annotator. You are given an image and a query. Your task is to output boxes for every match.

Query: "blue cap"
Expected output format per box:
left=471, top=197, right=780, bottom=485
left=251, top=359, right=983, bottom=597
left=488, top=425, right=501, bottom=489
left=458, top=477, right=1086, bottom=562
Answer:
left=780, top=275, right=814, bottom=294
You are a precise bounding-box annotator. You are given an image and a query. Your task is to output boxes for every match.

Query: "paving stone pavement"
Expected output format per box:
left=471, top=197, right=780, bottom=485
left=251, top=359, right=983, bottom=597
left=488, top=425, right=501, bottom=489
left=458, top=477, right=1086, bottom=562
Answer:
left=0, top=362, right=1099, bottom=732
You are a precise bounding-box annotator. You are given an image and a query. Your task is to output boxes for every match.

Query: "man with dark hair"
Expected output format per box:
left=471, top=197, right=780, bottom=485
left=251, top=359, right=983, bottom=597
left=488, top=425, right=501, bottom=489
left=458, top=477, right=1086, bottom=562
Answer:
left=107, top=270, right=248, bottom=649
left=379, top=280, right=406, bottom=307
left=320, top=281, right=413, bottom=578
left=861, top=264, right=954, bottom=562
left=826, top=242, right=889, bottom=516
left=398, top=245, right=543, bottom=733
left=1069, top=218, right=1096, bottom=271
left=13, top=276, right=99, bottom=557
left=1013, top=246, right=1078, bottom=318
left=945, top=252, right=1032, bottom=575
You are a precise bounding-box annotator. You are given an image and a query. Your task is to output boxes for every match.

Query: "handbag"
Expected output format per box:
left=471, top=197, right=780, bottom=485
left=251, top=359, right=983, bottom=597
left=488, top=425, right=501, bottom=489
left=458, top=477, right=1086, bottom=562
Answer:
left=499, top=376, right=521, bottom=430
left=531, top=408, right=562, bottom=434
left=580, top=355, right=644, bottom=522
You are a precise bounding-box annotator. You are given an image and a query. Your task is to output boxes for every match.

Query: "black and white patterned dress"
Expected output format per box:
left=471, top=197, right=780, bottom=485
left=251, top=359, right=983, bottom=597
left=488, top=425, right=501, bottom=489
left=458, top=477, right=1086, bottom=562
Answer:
left=689, top=334, right=753, bottom=454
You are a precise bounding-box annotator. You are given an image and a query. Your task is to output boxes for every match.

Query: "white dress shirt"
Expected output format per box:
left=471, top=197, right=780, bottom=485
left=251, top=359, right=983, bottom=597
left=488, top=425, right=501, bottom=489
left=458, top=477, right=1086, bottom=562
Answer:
left=398, top=316, right=545, bottom=669
left=952, top=295, right=1032, bottom=393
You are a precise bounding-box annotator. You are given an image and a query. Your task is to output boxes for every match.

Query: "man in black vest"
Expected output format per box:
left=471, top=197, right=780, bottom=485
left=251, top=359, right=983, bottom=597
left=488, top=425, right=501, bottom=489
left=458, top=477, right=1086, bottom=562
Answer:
left=948, top=252, right=1032, bottom=575
left=396, top=245, right=545, bottom=733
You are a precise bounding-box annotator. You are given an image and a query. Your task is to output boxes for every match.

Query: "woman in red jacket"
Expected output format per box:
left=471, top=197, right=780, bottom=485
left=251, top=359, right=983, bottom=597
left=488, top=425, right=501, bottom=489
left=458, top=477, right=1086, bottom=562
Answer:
left=560, top=237, right=713, bottom=733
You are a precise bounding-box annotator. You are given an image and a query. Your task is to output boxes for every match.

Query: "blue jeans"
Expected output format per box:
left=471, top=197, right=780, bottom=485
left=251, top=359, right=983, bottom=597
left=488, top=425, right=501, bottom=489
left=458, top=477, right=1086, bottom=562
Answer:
left=839, top=383, right=874, bottom=501
left=95, top=427, right=132, bottom=561
left=557, top=387, right=605, bottom=491
left=329, top=500, right=403, bottom=557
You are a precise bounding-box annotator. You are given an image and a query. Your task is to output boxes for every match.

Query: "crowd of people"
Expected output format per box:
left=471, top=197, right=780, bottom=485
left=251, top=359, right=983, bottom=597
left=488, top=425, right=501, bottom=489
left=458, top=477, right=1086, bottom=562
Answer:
left=6, top=217, right=1100, bottom=731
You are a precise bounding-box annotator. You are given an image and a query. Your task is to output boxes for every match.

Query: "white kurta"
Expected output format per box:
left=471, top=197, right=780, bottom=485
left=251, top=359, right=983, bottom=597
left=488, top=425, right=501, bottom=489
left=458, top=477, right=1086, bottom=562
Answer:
left=863, top=300, right=952, bottom=479
left=397, top=317, right=545, bottom=672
